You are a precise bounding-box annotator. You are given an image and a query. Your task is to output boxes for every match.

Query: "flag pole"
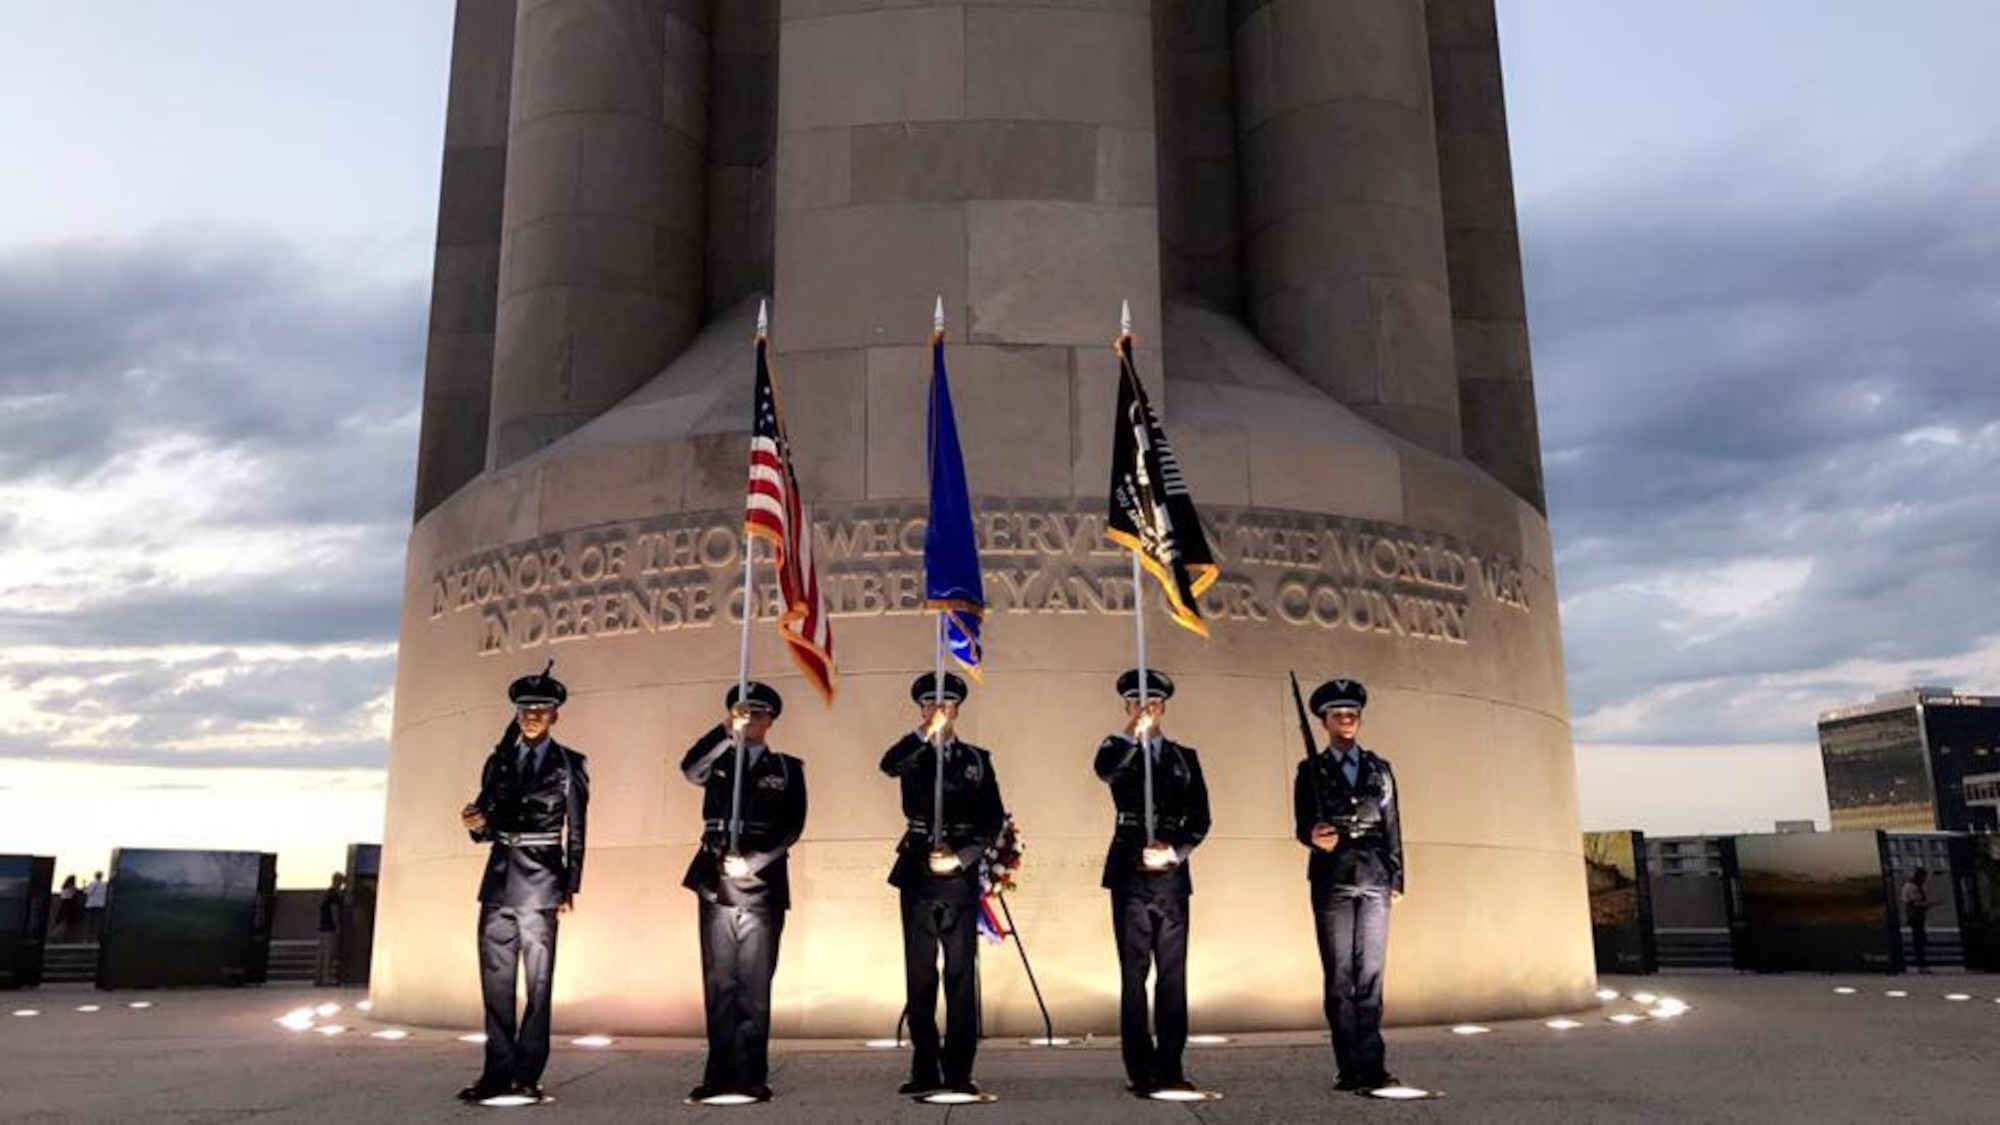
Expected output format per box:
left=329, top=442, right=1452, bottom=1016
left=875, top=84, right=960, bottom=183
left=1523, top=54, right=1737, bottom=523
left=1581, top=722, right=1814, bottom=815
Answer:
left=731, top=301, right=769, bottom=854
left=931, top=297, right=948, bottom=848
left=1121, top=299, right=1157, bottom=843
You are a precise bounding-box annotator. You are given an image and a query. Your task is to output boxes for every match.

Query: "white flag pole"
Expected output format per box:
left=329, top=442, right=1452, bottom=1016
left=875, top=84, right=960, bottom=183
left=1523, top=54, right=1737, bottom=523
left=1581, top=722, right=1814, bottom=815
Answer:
left=931, top=296, right=948, bottom=848
left=1121, top=300, right=1156, bottom=843
left=730, top=301, right=770, bottom=854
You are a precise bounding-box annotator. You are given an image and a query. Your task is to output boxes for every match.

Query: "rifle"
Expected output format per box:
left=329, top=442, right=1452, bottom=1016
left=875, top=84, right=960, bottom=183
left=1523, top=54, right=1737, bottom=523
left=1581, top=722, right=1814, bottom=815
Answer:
left=1288, top=671, right=1319, bottom=761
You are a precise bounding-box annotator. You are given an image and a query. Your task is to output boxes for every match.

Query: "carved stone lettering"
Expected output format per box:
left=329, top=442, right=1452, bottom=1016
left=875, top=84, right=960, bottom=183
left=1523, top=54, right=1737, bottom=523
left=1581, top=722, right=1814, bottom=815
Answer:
left=428, top=501, right=1529, bottom=655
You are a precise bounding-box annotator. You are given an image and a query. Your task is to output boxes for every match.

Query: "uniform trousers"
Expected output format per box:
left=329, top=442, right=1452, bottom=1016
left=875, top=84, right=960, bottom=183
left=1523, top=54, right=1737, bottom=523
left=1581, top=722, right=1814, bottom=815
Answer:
left=699, top=900, right=786, bottom=1090
left=1111, top=889, right=1190, bottom=1087
left=900, top=894, right=980, bottom=1085
left=1313, top=887, right=1391, bottom=1082
left=478, top=904, right=559, bottom=1087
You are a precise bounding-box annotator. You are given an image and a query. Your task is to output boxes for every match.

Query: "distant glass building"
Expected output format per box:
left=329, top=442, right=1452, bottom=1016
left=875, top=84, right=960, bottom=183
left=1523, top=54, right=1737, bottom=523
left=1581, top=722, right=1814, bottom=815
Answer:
left=1818, top=688, right=2000, bottom=833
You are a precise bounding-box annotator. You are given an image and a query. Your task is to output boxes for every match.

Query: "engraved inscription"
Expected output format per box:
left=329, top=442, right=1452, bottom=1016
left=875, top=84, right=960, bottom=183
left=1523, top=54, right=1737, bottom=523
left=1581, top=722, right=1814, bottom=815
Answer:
left=426, top=501, right=1530, bottom=655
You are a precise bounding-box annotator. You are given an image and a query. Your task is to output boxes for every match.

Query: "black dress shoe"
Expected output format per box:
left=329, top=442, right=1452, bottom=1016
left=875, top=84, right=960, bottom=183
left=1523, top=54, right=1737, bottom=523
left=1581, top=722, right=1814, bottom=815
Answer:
left=514, top=1084, right=547, bottom=1104
left=1334, top=1075, right=1365, bottom=1092
left=899, top=1077, right=944, bottom=1096
left=1365, top=1073, right=1404, bottom=1093
left=1152, top=1078, right=1197, bottom=1095
left=685, top=1084, right=719, bottom=1103
left=950, top=1081, right=981, bottom=1097
left=746, top=1085, right=774, bottom=1103
left=458, top=1079, right=509, bottom=1103
left=1126, top=1081, right=1154, bottom=1098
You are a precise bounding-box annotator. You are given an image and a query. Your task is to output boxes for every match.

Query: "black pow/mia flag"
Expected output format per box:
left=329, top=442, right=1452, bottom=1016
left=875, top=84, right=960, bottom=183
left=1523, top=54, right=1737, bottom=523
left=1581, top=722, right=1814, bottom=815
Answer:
left=1105, top=331, right=1219, bottom=636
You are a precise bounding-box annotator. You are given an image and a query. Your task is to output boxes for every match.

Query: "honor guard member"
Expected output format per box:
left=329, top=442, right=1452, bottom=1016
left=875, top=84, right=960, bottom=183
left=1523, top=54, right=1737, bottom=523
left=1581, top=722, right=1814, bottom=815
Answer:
left=880, top=672, right=1006, bottom=1099
left=1095, top=669, right=1212, bottom=1098
left=1296, top=679, right=1404, bottom=1093
left=457, top=664, right=590, bottom=1105
left=679, top=681, right=808, bottom=1105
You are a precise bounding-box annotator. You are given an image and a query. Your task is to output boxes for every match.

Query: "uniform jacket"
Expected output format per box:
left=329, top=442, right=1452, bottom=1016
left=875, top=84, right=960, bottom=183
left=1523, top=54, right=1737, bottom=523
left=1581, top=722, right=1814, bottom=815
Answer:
left=680, top=725, right=808, bottom=911
left=467, top=738, right=590, bottom=910
left=1292, top=744, right=1404, bottom=894
left=1094, top=735, right=1212, bottom=895
left=879, top=733, right=1006, bottom=901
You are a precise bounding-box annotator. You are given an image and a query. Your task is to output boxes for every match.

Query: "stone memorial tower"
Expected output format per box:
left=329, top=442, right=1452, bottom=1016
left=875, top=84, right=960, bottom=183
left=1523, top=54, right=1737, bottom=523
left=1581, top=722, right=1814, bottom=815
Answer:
left=378, top=0, right=1591, bottom=1035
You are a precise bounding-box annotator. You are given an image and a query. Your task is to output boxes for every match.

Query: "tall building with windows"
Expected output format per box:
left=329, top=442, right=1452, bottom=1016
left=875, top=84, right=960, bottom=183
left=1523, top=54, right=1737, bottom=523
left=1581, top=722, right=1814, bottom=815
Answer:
left=1818, top=688, right=2000, bottom=832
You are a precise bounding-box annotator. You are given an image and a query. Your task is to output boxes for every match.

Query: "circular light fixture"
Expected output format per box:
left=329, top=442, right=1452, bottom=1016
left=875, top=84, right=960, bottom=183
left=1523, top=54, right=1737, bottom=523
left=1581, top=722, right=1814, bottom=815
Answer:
left=1885, top=990, right=1908, bottom=998
left=314, top=1003, right=341, bottom=1018
left=1368, top=1085, right=1441, bottom=1100
left=355, top=1000, right=373, bottom=1012
left=1544, top=1018, right=1582, bottom=1031
left=1630, top=991, right=1659, bottom=1005
left=920, top=1090, right=996, bottom=1105
left=126, top=1002, right=153, bottom=1010
left=1023, top=1036, right=1072, bottom=1047
left=862, top=1038, right=905, bottom=1049
left=76, top=1005, right=101, bottom=1013
left=314, top=1025, right=347, bottom=1036
left=276, top=1009, right=316, bottom=1032
left=1944, top=993, right=1972, bottom=1002
left=480, top=1093, right=541, bottom=1108
left=571, top=1034, right=614, bottom=1047
left=458, top=1032, right=488, bottom=1044
left=12, top=1009, right=40, bottom=1018
left=371, top=1029, right=409, bottom=1041
left=1595, top=988, right=1620, bottom=1001
left=1449, top=1024, right=1491, bottom=1036
left=1834, top=987, right=1857, bottom=995
left=699, top=1092, right=760, bottom=1106
left=1606, top=1013, right=1645, bottom=1025
left=1149, top=1088, right=1221, bottom=1102
left=1187, top=1034, right=1232, bottom=1045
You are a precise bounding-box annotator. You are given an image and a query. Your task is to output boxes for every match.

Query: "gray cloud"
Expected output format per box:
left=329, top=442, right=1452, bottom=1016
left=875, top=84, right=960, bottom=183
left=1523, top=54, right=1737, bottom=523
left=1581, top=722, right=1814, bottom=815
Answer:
left=1529, top=145, right=2000, bottom=742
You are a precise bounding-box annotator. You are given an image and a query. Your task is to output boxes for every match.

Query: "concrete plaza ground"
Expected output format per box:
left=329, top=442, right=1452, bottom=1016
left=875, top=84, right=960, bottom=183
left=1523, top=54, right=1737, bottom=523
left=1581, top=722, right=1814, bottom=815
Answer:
left=2, top=973, right=1994, bottom=1124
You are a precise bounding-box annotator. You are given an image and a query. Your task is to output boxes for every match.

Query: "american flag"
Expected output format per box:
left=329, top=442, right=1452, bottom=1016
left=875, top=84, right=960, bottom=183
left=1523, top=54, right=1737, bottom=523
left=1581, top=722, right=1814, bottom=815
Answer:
left=746, top=326, right=837, bottom=702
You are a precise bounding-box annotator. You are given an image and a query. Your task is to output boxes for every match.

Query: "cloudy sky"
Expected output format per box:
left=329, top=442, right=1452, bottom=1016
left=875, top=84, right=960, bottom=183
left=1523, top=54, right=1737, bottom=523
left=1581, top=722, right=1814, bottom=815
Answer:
left=2, top=2, right=1996, bottom=883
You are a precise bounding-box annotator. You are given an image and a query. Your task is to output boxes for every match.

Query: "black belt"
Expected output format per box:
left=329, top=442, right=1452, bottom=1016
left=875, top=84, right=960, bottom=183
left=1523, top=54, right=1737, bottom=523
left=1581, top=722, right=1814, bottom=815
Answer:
left=494, top=831, right=561, bottom=847
left=704, top=818, right=776, bottom=834
left=906, top=819, right=980, bottom=835
left=1114, top=813, right=1187, bottom=829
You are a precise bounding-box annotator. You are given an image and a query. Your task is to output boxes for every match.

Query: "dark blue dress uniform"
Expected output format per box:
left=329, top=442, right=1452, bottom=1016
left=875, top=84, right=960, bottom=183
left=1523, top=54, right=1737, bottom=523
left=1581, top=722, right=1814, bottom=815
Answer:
left=680, top=682, right=807, bottom=1100
left=1095, top=669, right=1211, bottom=1094
left=1295, top=678, right=1404, bottom=1090
left=464, top=672, right=588, bottom=1101
left=880, top=672, right=1005, bottom=1094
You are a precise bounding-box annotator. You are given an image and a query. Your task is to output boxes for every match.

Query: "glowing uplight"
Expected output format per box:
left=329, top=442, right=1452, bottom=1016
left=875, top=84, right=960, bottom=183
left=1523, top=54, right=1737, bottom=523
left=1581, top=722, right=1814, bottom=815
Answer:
left=699, top=1093, right=760, bottom=1106
left=1944, top=994, right=1972, bottom=1002
left=1647, top=1006, right=1685, bottom=1020
left=458, top=1033, right=488, bottom=1044
left=571, top=1034, right=614, bottom=1047
left=1649, top=997, right=1690, bottom=1017
left=11, top=1009, right=40, bottom=1018
left=1630, top=991, right=1658, bottom=1005
left=1369, top=1086, right=1440, bottom=1100
left=921, top=1090, right=994, bottom=1105
left=276, top=1009, right=316, bottom=1032
left=1449, top=1024, right=1491, bottom=1036
left=1885, top=990, right=1908, bottom=998
left=76, top=1005, right=101, bottom=1013
left=1024, top=1036, right=1073, bottom=1046
left=356, top=1000, right=373, bottom=1012
left=314, top=1025, right=347, bottom=1036
left=1595, top=988, right=1620, bottom=1001
left=126, top=1002, right=153, bottom=1010
left=371, top=1029, right=410, bottom=1041
left=1148, top=1088, right=1220, bottom=1102
left=1187, top=1034, right=1232, bottom=1045
left=1606, top=1013, right=1645, bottom=1025
left=1834, top=987, right=1857, bottom=995
left=863, top=1038, right=905, bottom=1049
left=1544, top=1018, right=1582, bottom=1031
left=314, top=1003, right=342, bottom=1017
left=481, top=1094, right=540, bottom=1108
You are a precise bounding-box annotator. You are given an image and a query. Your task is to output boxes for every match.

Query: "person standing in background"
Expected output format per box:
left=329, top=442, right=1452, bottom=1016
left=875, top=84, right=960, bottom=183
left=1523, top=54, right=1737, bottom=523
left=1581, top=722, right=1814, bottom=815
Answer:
left=83, top=871, right=108, bottom=942
left=315, top=872, right=348, bottom=986
left=1902, top=867, right=1934, bottom=973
